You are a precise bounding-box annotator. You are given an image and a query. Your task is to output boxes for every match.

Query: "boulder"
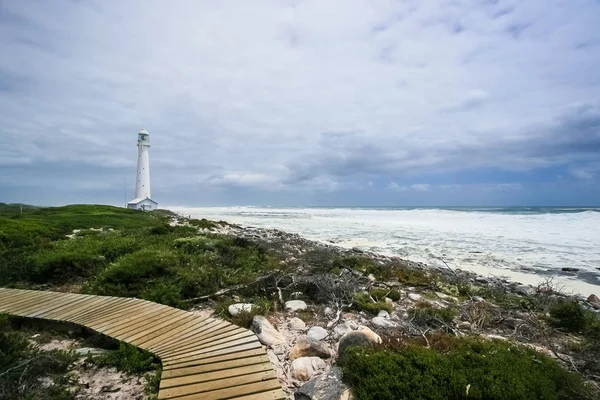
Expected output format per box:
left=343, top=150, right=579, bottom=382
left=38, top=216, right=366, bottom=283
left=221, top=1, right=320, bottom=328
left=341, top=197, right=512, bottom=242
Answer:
left=228, top=303, right=253, bottom=317
left=289, top=317, right=307, bottom=331
left=286, top=300, right=308, bottom=312
left=291, top=357, right=328, bottom=381
left=251, top=316, right=286, bottom=347
left=337, top=326, right=381, bottom=365
left=289, top=336, right=333, bottom=360
left=307, top=326, right=329, bottom=341
left=295, top=366, right=350, bottom=400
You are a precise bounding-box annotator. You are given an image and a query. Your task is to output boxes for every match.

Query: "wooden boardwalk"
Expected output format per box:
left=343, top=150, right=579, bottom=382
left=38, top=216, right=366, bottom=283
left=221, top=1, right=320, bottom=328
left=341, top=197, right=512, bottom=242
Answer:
left=0, top=288, right=286, bottom=400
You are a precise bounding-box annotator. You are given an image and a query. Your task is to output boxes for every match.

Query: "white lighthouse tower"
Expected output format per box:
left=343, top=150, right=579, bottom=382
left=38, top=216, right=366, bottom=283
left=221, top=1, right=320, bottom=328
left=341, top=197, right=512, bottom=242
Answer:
left=127, top=129, right=158, bottom=211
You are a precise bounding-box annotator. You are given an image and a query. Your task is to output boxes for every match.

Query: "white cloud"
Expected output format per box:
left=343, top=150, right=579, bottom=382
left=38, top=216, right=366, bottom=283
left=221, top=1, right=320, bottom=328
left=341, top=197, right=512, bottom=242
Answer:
left=0, top=0, right=599, bottom=204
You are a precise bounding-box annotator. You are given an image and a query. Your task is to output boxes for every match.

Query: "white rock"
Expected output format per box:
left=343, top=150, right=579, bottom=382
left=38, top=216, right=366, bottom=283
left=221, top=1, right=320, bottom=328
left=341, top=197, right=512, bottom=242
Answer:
left=307, top=326, right=329, bottom=341
left=345, top=320, right=359, bottom=330
left=285, top=300, right=308, bottom=312
left=289, top=317, right=306, bottom=331
left=408, top=293, right=422, bottom=301
left=435, top=292, right=450, bottom=300
left=371, top=317, right=397, bottom=328
left=367, top=274, right=377, bottom=282
left=324, top=307, right=333, bottom=316
left=228, top=303, right=253, bottom=317
left=251, top=316, right=286, bottom=347
left=473, top=296, right=485, bottom=302
left=377, top=310, right=389, bottom=318
left=333, top=323, right=351, bottom=339
left=291, top=357, right=328, bottom=381
left=385, top=297, right=394, bottom=306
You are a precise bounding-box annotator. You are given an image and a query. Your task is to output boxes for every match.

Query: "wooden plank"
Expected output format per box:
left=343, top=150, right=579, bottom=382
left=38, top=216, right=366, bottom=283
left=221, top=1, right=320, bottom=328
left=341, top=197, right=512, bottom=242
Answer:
left=17, top=293, right=77, bottom=315
left=0, top=291, right=58, bottom=310
left=163, top=340, right=263, bottom=368
left=162, top=348, right=268, bottom=375
left=159, top=375, right=280, bottom=400
left=49, top=296, right=119, bottom=321
left=0, top=289, right=283, bottom=400
left=151, top=320, right=229, bottom=354
left=123, top=313, right=195, bottom=344
left=68, top=297, right=135, bottom=323
left=136, top=316, right=205, bottom=349
left=102, top=306, right=183, bottom=337
left=0, top=290, right=30, bottom=307
left=153, top=320, right=233, bottom=353
left=26, top=294, right=91, bottom=318
left=162, top=354, right=270, bottom=379
left=3, top=292, right=62, bottom=315
left=163, top=331, right=256, bottom=360
left=229, top=389, right=287, bottom=400
left=159, top=325, right=247, bottom=358
left=111, top=309, right=189, bottom=342
left=85, top=300, right=156, bottom=329
left=160, top=361, right=274, bottom=389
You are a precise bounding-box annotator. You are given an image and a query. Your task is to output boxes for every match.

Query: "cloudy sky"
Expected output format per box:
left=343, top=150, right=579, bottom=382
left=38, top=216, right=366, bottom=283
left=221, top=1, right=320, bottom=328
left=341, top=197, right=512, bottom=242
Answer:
left=1, top=0, right=599, bottom=207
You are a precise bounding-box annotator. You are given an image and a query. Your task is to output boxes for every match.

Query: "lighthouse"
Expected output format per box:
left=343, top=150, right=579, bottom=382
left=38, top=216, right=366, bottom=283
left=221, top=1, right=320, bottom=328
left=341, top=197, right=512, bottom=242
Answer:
left=127, top=129, right=158, bottom=211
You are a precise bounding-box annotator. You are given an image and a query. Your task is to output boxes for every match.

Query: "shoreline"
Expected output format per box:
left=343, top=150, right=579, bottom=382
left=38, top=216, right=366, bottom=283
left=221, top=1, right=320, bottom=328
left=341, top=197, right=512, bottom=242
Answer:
left=205, top=221, right=599, bottom=302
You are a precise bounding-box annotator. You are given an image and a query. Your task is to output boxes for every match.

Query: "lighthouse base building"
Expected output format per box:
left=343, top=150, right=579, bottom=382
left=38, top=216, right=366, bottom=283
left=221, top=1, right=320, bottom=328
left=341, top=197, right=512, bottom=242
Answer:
left=127, top=197, right=158, bottom=211
left=127, top=129, right=158, bottom=211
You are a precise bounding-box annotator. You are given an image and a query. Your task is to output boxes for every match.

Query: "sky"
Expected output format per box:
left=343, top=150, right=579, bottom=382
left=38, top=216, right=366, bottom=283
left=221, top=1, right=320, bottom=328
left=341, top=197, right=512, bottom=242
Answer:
left=1, top=0, right=599, bottom=207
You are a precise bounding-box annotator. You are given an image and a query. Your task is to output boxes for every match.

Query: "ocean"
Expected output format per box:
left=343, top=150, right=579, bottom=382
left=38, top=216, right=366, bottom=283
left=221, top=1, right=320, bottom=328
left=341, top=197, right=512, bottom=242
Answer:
left=170, top=206, right=600, bottom=296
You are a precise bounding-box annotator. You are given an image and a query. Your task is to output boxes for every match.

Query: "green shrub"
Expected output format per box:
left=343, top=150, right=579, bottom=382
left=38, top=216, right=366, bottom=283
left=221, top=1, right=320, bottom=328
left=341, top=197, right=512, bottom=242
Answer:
left=86, top=342, right=158, bottom=374
left=549, top=300, right=588, bottom=332
left=353, top=292, right=392, bottom=315
left=342, top=337, right=590, bottom=400
left=188, top=218, right=218, bottom=230
left=370, top=288, right=401, bottom=301
left=0, top=314, right=77, bottom=399
left=409, top=303, right=457, bottom=328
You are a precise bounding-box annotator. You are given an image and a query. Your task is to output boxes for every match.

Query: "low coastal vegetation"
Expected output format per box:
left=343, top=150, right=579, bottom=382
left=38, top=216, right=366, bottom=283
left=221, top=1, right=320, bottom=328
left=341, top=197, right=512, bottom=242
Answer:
left=1, top=202, right=600, bottom=399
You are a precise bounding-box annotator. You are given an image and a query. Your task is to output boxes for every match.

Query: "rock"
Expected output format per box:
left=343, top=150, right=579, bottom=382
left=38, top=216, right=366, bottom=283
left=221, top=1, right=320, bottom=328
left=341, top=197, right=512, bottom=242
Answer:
left=75, top=347, right=108, bottom=356
left=295, top=366, right=350, bottom=400
left=307, top=326, right=329, bottom=341
left=338, top=326, right=381, bottom=364
left=385, top=297, right=394, bottom=306
left=482, top=334, right=508, bottom=341
left=377, top=310, right=389, bottom=318
left=289, top=317, right=307, bottom=331
left=367, top=274, right=376, bottom=282
left=588, top=294, right=600, bottom=309
left=472, top=296, right=485, bottom=302
left=562, top=267, right=579, bottom=272
left=333, top=323, right=351, bottom=339
left=289, top=336, right=333, bottom=360
left=324, top=307, right=333, bottom=316
left=515, top=285, right=536, bottom=296
left=228, top=303, right=253, bottom=317
left=291, top=357, right=328, bottom=381
left=408, top=293, right=421, bottom=301
left=286, top=300, right=308, bottom=312
left=345, top=320, right=359, bottom=330
left=371, top=316, right=397, bottom=328
left=251, top=316, right=286, bottom=347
